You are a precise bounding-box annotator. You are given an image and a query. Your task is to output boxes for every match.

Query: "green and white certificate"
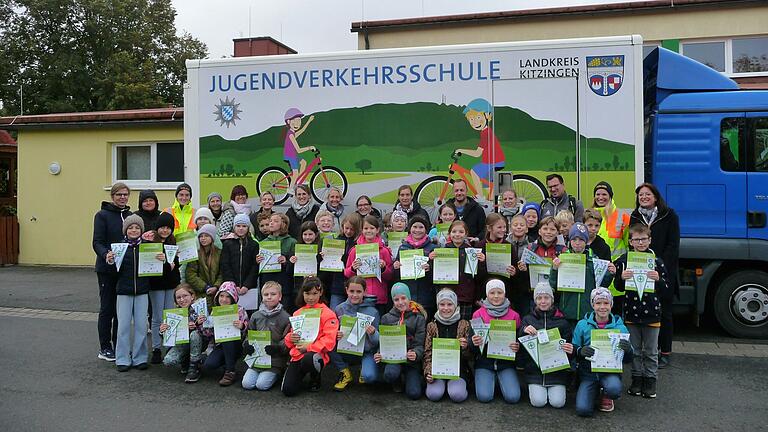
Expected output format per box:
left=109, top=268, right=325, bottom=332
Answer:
left=355, top=243, right=380, bottom=278
left=589, top=329, right=630, bottom=373
left=259, top=240, right=282, bottom=273
left=211, top=304, right=241, bottom=343
left=433, top=248, right=459, bottom=284
left=485, top=243, right=512, bottom=276
left=537, top=328, right=570, bottom=374
left=556, top=253, right=586, bottom=293
left=399, top=249, right=424, bottom=280
left=175, top=231, right=199, bottom=263
left=319, top=238, right=345, bottom=272
left=528, top=259, right=553, bottom=290
left=336, top=315, right=365, bottom=356
left=626, top=252, right=656, bottom=298
left=138, top=243, right=163, bottom=277
left=294, top=244, right=318, bottom=276
left=244, top=330, right=272, bottom=369
left=379, top=324, right=407, bottom=364
left=431, top=338, right=460, bottom=380
left=162, top=307, right=189, bottom=347
left=487, top=319, right=516, bottom=361
left=387, top=232, right=407, bottom=259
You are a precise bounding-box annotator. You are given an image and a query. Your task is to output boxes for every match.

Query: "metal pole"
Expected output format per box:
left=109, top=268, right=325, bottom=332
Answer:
left=575, top=75, right=581, bottom=200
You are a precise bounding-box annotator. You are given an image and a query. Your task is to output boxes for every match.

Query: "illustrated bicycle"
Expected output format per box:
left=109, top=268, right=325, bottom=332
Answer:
left=414, top=151, right=548, bottom=221
left=256, top=149, right=348, bottom=205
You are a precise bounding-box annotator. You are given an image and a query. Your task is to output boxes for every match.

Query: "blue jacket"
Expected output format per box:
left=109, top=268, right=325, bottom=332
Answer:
left=334, top=295, right=380, bottom=353
left=572, top=312, right=632, bottom=375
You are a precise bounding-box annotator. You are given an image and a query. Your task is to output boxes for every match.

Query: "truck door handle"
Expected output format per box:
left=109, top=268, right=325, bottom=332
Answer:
left=748, top=211, right=766, bottom=228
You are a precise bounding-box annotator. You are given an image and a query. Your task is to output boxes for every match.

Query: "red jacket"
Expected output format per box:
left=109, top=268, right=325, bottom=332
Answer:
left=343, top=235, right=393, bottom=304
left=285, top=303, right=339, bottom=364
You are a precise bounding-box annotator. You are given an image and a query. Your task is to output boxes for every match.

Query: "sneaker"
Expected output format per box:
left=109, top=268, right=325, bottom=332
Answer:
left=627, top=376, right=642, bottom=396
left=658, top=354, right=670, bottom=369
left=98, top=348, right=116, bottom=362
left=116, top=364, right=130, bottom=372
left=642, top=377, right=657, bottom=398
left=358, top=373, right=366, bottom=385
left=309, top=375, right=322, bottom=392
left=180, top=358, right=190, bottom=375
left=185, top=363, right=201, bottom=383
left=333, top=368, right=353, bottom=392
left=135, top=363, right=148, bottom=370
left=599, top=395, right=615, bottom=412
left=151, top=349, right=163, bottom=364
left=219, top=371, right=236, bottom=386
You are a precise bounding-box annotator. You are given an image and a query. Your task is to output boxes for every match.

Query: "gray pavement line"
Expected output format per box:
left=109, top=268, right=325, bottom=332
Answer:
left=0, top=306, right=97, bottom=322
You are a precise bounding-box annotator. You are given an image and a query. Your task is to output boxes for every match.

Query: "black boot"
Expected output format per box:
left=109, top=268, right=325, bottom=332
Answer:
left=180, top=357, right=190, bottom=374
left=151, top=349, right=162, bottom=364
left=185, top=361, right=201, bottom=383
left=627, top=376, right=643, bottom=396
left=642, top=377, right=657, bottom=398
left=658, top=354, right=670, bottom=369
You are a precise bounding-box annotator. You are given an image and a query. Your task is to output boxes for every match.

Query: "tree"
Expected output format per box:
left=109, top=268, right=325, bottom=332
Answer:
left=612, top=154, right=620, bottom=170
left=355, top=159, right=372, bottom=174
left=0, top=0, right=208, bottom=115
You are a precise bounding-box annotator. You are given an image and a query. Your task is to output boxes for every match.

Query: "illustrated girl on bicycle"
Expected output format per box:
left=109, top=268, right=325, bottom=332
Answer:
left=283, top=108, right=316, bottom=193
left=454, top=98, right=505, bottom=199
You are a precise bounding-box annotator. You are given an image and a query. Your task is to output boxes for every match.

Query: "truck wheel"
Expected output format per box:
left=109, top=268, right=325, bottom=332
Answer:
left=713, top=270, right=768, bottom=339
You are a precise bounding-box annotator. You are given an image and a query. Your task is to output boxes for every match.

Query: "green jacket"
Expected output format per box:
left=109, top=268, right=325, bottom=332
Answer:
left=185, top=246, right=223, bottom=297
left=549, top=249, right=613, bottom=321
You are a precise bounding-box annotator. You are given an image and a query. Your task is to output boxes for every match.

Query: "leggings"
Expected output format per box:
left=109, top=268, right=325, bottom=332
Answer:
left=281, top=352, right=325, bottom=397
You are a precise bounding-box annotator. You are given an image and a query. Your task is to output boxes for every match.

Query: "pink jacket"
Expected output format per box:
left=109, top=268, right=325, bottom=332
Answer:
left=344, top=234, right=393, bottom=304
left=472, top=305, right=522, bottom=328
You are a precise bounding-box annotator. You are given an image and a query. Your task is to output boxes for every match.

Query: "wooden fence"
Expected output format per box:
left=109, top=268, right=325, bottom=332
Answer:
left=0, top=215, right=19, bottom=265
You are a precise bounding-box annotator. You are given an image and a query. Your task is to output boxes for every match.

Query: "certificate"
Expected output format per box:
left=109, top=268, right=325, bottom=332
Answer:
left=537, top=328, right=570, bottom=374
left=162, top=307, right=189, bottom=347
left=296, top=308, right=321, bottom=344
left=464, top=247, right=481, bottom=277
left=436, top=223, right=451, bottom=237
left=528, top=260, right=553, bottom=290
left=294, top=244, right=318, bottom=276
left=387, top=232, right=407, bottom=259
left=319, top=239, right=345, bottom=272
left=211, top=304, right=241, bottom=343
left=244, top=330, right=272, bottom=369
left=110, top=243, right=128, bottom=271
left=138, top=243, right=163, bottom=277
left=379, top=324, right=407, bottom=364
left=487, top=319, right=516, bottom=361
left=589, top=330, right=629, bottom=373
left=355, top=243, right=380, bottom=278
left=175, top=231, right=199, bottom=264
left=336, top=315, right=364, bottom=356
left=433, top=248, right=459, bottom=284
left=399, top=249, right=424, bottom=280
left=522, top=248, right=548, bottom=265
left=431, top=338, right=460, bottom=380
left=259, top=241, right=282, bottom=273
left=485, top=243, right=512, bottom=276
left=626, top=252, right=656, bottom=298
left=556, top=253, right=586, bottom=293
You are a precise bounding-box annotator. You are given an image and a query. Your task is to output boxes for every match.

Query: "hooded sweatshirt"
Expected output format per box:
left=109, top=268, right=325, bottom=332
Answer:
left=334, top=295, right=381, bottom=353
left=204, top=284, right=248, bottom=341
left=135, top=190, right=160, bottom=232
left=344, top=234, right=393, bottom=305
left=92, top=201, right=132, bottom=273
left=380, top=303, right=428, bottom=364
left=572, top=311, right=631, bottom=375
left=245, top=304, right=291, bottom=372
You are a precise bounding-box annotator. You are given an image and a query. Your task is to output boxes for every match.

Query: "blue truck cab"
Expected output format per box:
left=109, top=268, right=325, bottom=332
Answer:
left=644, top=47, right=768, bottom=338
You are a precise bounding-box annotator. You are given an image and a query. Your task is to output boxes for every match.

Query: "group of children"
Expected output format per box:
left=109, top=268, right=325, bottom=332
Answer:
left=108, top=187, right=669, bottom=416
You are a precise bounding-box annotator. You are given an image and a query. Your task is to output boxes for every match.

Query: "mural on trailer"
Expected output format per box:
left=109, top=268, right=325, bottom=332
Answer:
left=198, top=44, right=638, bottom=220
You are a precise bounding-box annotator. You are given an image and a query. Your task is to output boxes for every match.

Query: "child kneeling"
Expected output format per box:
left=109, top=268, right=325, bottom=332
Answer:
left=242, top=281, right=291, bottom=391
left=423, top=289, right=471, bottom=402
left=160, top=284, right=207, bottom=383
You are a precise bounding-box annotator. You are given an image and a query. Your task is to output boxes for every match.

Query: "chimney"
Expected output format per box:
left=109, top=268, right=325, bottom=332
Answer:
left=233, top=37, right=297, bottom=57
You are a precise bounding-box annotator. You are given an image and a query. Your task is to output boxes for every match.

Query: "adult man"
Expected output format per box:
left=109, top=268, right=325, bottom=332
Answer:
left=447, top=179, right=486, bottom=239
left=540, top=174, right=584, bottom=222
left=164, top=183, right=196, bottom=235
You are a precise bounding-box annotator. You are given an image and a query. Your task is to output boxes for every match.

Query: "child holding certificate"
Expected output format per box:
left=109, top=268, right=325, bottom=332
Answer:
left=508, top=214, right=532, bottom=315
left=613, top=224, right=669, bottom=399
left=519, top=283, right=574, bottom=409
left=159, top=284, right=207, bottom=383
left=550, top=223, right=616, bottom=325
left=423, top=289, right=470, bottom=402
left=258, top=213, right=297, bottom=313
left=330, top=276, right=381, bottom=391
left=521, top=202, right=541, bottom=243
left=282, top=277, right=339, bottom=396
left=148, top=212, right=181, bottom=364
left=393, top=216, right=436, bottom=318
left=220, top=214, right=259, bottom=297
left=241, top=281, right=291, bottom=391
left=428, top=203, right=456, bottom=246
left=375, top=283, right=427, bottom=400
left=290, top=221, right=321, bottom=301
left=185, top=224, right=222, bottom=306
left=113, top=215, right=150, bottom=372
left=325, top=213, right=362, bottom=310
left=478, top=214, right=516, bottom=295
left=344, top=216, right=393, bottom=316
left=572, top=288, right=633, bottom=416
left=471, top=279, right=522, bottom=404
left=202, top=282, right=248, bottom=386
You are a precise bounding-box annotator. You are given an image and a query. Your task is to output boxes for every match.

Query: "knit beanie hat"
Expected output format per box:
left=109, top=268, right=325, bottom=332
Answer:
left=568, top=222, right=589, bottom=243
left=175, top=183, right=192, bottom=197
left=391, top=282, right=411, bottom=301
left=522, top=202, right=541, bottom=217
left=156, top=212, right=175, bottom=231
left=197, top=224, right=217, bottom=240
left=533, top=281, right=554, bottom=300
left=194, top=207, right=215, bottom=224
left=207, top=192, right=222, bottom=204
left=593, top=181, right=614, bottom=199
left=233, top=213, right=251, bottom=227
left=436, top=288, right=457, bottom=306
left=407, top=215, right=429, bottom=232
left=590, top=287, right=613, bottom=306
left=122, top=214, right=145, bottom=235
left=485, top=279, right=505, bottom=296
left=391, top=210, right=408, bottom=223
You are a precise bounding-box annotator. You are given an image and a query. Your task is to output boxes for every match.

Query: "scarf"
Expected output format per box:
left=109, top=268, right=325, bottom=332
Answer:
left=125, top=236, right=141, bottom=247
left=230, top=200, right=252, bottom=215
left=398, top=301, right=422, bottom=325
left=258, top=301, right=284, bottom=317
left=210, top=207, right=222, bottom=220
left=481, top=298, right=511, bottom=318
left=291, top=198, right=313, bottom=220
left=639, top=206, right=658, bottom=225
left=395, top=202, right=414, bottom=214
left=405, top=234, right=429, bottom=248
left=435, top=307, right=460, bottom=325
left=325, top=201, right=344, bottom=219
left=498, top=205, right=521, bottom=218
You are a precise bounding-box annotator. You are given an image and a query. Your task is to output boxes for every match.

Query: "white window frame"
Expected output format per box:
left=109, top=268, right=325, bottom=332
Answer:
left=680, top=37, right=768, bottom=78
left=110, top=141, right=183, bottom=190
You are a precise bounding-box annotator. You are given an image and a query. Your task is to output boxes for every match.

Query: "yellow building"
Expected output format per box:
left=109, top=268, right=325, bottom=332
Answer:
left=0, top=109, right=184, bottom=266
left=351, top=0, right=768, bottom=88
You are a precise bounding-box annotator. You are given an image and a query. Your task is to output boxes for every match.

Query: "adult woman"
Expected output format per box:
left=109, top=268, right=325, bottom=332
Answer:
left=249, top=191, right=277, bottom=228
left=393, top=185, right=430, bottom=222
left=286, top=185, right=320, bottom=239
left=355, top=195, right=382, bottom=222
left=593, top=182, right=630, bottom=260
left=206, top=192, right=224, bottom=227
left=323, top=187, right=345, bottom=230
left=92, top=182, right=132, bottom=362
left=630, top=183, right=680, bottom=369
left=217, top=185, right=253, bottom=239
left=135, top=189, right=160, bottom=232
left=163, top=183, right=196, bottom=235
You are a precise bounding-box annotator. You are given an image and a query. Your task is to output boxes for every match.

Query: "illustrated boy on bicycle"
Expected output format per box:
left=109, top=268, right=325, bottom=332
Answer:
left=454, top=98, right=505, bottom=199
left=283, top=108, right=316, bottom=192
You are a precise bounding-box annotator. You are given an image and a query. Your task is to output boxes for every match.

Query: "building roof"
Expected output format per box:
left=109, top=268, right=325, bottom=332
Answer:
left=0, top=130, right=16, bottom=145
left=351, top=0, right=763, bottom=31
left=0, top=107, right=183, bottom=130
left=233, top=36, right=297, bottom=55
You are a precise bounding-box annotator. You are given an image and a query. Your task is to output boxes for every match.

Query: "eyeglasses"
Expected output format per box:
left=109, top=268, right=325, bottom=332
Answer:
left=114, top=193, right=129, bottom=197
left=631, top=237, right=650, bottom=243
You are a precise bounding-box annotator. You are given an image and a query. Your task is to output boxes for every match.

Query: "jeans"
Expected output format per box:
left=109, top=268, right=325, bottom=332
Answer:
left=115, top=294, right=149, bottom=366
left=628, top=324, right=660, bottom=378
left=242, top=369, right=280, bottom=391
left=575, top=373, right=622, bottom=417
left=475, top=368, right=521, bottom=404
left=426, top=378, right=468, bottom=402
left=282, top=352, right=325, bottom=397
left=528, top=384, right=566, bottom=408
left=383, top=363, right=423, bottom=400
left=97, top=272, right=119, bottom=350
left=149, top=289, right=176, bottom=350
left=163, top=331, right=204, bottom=367
left=203, top=341, right=242, bottom=373
left=329, top=294, right=346, bottom=311
left=329, top=351, right=379, bottom=383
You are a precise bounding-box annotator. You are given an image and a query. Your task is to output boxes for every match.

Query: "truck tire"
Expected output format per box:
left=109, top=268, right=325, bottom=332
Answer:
left=713, top=270, right=768, bottom=339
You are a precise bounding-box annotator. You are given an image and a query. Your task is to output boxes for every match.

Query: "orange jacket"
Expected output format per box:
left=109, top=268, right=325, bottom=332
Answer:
left=285, top=303, right=339, bottom=364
